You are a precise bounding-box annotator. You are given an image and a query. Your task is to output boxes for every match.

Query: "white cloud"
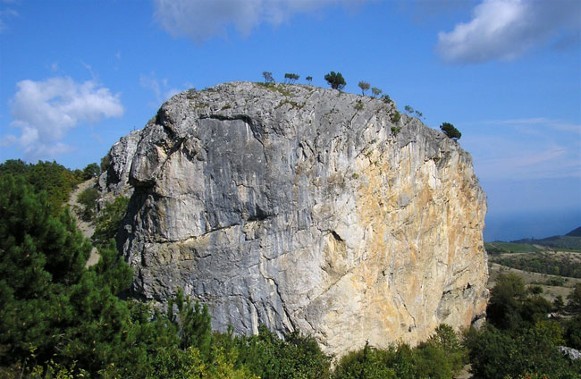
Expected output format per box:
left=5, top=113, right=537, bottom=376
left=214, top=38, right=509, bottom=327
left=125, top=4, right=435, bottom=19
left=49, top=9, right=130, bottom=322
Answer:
left=464, top=117, right=581, bottom=181
left=437, top=0, right=581, bottom=63
left=153, top=0, right=362, bottom=43
left=4, top=76, right=123, bottom=158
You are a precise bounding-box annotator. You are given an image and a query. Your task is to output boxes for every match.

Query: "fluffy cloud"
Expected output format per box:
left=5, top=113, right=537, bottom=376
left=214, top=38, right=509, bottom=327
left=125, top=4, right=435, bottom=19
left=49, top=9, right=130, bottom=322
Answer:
left=154, top=0, right=359, bottom=43
left=4, top=77, right=123, bottom=158
left=437, top=0, right=581, bottom=63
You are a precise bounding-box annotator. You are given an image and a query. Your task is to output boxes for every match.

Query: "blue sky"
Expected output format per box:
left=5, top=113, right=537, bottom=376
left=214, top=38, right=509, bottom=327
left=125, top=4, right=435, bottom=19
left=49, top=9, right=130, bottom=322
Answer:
left=0, top=0, right=580, bottom=241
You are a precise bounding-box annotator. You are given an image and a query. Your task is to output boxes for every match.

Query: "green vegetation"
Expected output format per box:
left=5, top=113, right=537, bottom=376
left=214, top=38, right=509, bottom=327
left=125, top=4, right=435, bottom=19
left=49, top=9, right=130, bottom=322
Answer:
left=284, top=73, right=300, bottom=84
left=262, top=71, right=275, bottom=84
left=0, top=174, right=129, bottom=376
left=486, top=241, right=543, bottom=254
left=76, top=186, right=100, bottom=221
left=0, top=159, right=84, bottom=212
left=82, top=163, right=100, bottom=180
left=357, top=81, right=370, bottom=95
left=465, top=272, right=581, bottom=378
left=514, top=232, right=581, bottom=251
left=324, top=71, right=346, bottom=90
left=92, top=195, right=130, bottom=247
left=569, top=283, right=581, bottom=313
left=440, top=122, right=461, bottom=141
left=381, top=94, right=393, bottom=104
left=371, top=87, right=382, bottom=98
left=487, top=242, right=581, bottom=278
left=493, top=253, right=581, bottom=278
left=235, top=326, right=331, bottom=379
left=333, top=324, right=467, bottom=379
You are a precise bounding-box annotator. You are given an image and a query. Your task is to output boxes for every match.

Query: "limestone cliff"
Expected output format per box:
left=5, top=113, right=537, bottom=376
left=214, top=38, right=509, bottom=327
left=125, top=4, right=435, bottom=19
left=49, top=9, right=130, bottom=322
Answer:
left=100, top=82, right=488, bottom=357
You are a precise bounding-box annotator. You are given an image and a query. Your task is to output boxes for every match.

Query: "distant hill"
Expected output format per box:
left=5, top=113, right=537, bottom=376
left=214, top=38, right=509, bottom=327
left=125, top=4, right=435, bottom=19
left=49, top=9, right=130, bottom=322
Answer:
left=566, top=226, right=581, bottom=237
left=511, top=226, right=581, bottom=251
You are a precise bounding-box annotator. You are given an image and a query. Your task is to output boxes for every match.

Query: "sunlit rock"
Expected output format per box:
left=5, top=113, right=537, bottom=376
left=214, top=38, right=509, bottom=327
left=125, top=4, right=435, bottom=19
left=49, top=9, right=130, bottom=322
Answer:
left=100, top=82, right=488, bottom=357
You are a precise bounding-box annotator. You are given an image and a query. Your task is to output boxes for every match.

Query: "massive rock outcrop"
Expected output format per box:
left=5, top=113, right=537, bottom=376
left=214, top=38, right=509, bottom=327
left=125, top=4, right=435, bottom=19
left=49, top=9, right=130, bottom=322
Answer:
left=101, top=82, right=488, bottom=357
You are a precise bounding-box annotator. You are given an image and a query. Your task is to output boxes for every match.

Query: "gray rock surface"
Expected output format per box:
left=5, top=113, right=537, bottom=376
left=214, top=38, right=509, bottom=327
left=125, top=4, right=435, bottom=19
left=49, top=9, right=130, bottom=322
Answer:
left=101, top=82, right=488, bottom=357
left=559, top=346, right=581, bottom=361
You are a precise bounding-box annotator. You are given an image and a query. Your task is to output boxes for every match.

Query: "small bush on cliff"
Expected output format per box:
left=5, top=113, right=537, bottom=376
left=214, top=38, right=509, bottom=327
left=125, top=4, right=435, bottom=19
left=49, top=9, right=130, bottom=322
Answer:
left=358, top=81, right=370, bottom=95
left=92, top=195, right=129, bottom=247
left=440, top=122, right=462, bottom=141
left=324, top=71, right=346, bottom=90
left=262, top=71, right=275, bottom=84
left=284, top=73, right=300, bottom=84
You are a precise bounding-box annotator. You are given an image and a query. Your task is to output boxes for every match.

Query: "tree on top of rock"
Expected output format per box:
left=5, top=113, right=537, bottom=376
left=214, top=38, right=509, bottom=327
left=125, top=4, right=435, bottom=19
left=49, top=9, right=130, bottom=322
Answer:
left=284, top=73, right=300, bottom=84
left=440, top=122, right=462, bottom=141
left=324, top=71, right=346, bottom=90
left=358, top=81, right=370, bottom=95
left=262, top=71, right=275, bottom=84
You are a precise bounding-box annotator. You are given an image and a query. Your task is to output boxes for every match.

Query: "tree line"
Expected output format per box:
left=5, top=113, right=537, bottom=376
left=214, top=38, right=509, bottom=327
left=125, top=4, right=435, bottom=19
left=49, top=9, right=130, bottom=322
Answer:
left=260, top=71, right=461, bottom=141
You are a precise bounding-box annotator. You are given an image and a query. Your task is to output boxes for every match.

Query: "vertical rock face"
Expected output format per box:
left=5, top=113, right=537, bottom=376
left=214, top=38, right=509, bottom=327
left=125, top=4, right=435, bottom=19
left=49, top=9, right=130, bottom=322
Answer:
left=101, top=82, right=488, bottom=357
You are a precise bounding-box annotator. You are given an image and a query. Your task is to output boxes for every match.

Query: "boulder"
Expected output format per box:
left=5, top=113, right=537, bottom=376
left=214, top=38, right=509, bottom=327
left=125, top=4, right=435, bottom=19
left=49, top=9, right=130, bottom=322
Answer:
left=101, top=82, right=488, bottom=357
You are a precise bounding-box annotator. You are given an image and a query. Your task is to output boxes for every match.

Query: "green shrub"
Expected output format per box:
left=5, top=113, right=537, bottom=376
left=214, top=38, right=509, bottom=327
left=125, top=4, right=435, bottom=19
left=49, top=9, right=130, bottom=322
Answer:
left=324, top=71, right=346, bottom=90
left=92, top=196, right=129, bottom=247
left=333, top=325, right=466, bottom=379
left=440, top=122, right=462, bottom=141
left=465, top=322, right=580, bottom=379
left=236, top=325, right=331, bottom=379
left=76, top=186, right=99, bottom=221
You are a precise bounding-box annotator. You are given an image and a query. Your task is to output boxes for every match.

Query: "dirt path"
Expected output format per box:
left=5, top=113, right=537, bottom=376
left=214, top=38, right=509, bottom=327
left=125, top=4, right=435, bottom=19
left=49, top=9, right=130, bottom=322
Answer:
left=68, top=178, right=100, bottom=267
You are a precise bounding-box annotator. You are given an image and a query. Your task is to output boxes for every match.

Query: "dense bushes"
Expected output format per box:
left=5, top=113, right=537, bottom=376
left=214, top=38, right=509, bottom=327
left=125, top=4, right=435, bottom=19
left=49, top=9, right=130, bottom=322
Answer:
left=465, top=321, right=581, bottom=379
left=465, top=272, right=581, bottom=379
left=332, top=324, right=467, bottom=379
left=0, top=159, right=83, bottom=212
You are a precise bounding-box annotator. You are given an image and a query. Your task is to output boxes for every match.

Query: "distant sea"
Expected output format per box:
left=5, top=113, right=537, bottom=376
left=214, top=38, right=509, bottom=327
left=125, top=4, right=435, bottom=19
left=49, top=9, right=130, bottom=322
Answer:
left=484, top=208, right=581, bottom=242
